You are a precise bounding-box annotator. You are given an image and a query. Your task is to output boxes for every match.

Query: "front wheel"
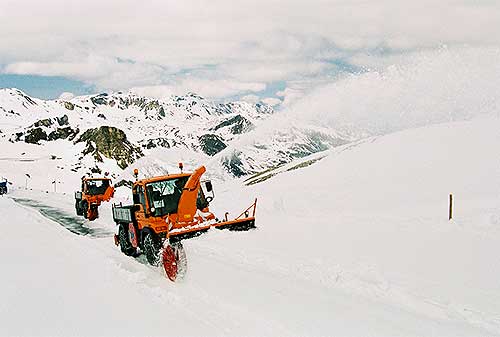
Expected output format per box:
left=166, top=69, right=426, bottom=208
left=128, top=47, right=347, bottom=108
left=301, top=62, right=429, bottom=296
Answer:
left=75, top=200, right=83, bottom=216
left=87, top=204, right=99, bottom=221
left=118, top=225, right=136, bottom=256
left=82, top=201, right=88, bottom=219
left=162, top=242, right=187, bottom=282
left=143, top=232, right=160, bottom=266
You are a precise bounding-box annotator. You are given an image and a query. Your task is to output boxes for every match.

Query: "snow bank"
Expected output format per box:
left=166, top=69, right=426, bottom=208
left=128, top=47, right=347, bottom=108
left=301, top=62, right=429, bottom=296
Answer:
left=222, top=116, right=500, bottom=333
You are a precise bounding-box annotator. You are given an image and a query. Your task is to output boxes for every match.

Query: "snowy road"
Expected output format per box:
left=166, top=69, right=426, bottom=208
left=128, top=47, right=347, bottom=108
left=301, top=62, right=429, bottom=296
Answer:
left=12, top=197, right=112, bottom=237
left=0, top=194, right=492, bottom=336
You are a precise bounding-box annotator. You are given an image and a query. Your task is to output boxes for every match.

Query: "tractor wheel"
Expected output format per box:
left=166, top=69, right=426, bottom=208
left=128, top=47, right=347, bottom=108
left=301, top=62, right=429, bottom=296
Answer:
left=174, top=242, right=187, bottom=281
left=162, top=242, right=187, bottom=282
left=118, top=225, right=136, bottom=256
left=82, top=201, right=88, bottom=219
left=88, top=205, right=99, bottom=221
left=75, top=200, right=83, bottom=216
left=143, top=232, right=160, bottom=266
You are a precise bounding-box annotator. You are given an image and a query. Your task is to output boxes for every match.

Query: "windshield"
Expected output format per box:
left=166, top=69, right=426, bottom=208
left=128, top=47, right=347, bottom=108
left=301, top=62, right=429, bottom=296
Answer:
left=86, top=179, right=110, bottom=196
left=146, top=176, right=189, bottom=216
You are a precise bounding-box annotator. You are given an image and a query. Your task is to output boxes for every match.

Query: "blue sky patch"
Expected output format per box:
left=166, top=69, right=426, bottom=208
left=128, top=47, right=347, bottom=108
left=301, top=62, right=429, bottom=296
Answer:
left=0, top=74, right=95, bottom=99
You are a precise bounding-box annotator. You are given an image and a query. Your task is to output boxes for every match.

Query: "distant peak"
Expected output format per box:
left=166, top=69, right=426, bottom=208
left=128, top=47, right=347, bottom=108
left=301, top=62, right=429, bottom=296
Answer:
left=0, top=88, right=38, bottom=105
left=0, top=87, right=27, bottom=95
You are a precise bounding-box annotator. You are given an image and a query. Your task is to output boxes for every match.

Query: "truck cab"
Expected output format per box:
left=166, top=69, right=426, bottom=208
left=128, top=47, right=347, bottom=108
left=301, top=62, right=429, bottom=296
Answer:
left=112, top=165, right=256, bottom=281
left=126, top=170, right=215, bottom=239
left=75, top=177, right=114, bottom=220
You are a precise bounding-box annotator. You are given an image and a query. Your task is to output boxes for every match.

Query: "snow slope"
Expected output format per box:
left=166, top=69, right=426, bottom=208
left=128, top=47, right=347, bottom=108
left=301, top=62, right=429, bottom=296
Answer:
left=1, top=116, right=499, bottom=335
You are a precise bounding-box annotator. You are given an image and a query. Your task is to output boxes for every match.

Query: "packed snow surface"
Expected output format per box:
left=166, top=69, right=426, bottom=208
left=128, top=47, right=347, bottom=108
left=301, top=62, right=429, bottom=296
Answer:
left=1, top=116, right=500, bottom=335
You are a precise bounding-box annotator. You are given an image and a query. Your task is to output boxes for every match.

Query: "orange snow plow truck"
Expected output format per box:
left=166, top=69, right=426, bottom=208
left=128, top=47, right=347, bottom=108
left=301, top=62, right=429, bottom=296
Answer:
left=112, top=165, right=257, bottom=281
left=75, top=177, right=115, bottom=221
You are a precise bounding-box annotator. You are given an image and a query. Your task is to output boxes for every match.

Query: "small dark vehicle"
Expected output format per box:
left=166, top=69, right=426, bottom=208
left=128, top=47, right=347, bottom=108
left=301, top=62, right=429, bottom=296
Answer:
left=0, top=179, right=7, bottom=195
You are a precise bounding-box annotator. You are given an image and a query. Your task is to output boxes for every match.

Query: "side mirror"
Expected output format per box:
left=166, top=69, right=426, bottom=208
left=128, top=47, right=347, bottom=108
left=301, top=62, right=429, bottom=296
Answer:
left=205, top=181, right=213, bottom=192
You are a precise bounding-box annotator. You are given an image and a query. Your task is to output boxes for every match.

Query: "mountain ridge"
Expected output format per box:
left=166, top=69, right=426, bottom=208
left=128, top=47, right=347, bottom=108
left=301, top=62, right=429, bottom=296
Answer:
left=0, top=87, right=353, bottom=179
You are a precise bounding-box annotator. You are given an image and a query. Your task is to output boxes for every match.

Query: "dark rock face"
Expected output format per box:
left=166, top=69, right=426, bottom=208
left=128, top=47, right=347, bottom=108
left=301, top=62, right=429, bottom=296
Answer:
left=48, top=127, right=79, bottom=141
left=90, top=166, right=102, bottom=174
left=222, top=152, right=246, bottom=177
left=75, top=126, right=143, bottom=169
left=56, top=115, right=69, bottom=126
left=198, top=134, right=227, bottom=156
left=25, top=128, right=47, bottom=144
left=64, top=102, right=75, bottom=110
left=91, top=93, right=108, bottom=106
left=33, top=119, right=53, bottom=128
left=17, top=115, right=77, bottom=144
left=212, top=115, right=254, bottom=134
left=255, top=102, right=274, bottom=114
left=140, top=137, right=174, bottom=149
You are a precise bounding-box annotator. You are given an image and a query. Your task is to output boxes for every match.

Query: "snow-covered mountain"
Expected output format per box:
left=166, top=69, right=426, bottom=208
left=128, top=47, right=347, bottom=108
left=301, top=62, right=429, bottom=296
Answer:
left=0, top=88, right=352, bottom=181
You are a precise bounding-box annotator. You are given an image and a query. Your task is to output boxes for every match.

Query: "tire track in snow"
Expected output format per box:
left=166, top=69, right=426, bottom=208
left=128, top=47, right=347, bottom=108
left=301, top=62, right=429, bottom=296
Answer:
left=12, top=197, right=112, bottom=238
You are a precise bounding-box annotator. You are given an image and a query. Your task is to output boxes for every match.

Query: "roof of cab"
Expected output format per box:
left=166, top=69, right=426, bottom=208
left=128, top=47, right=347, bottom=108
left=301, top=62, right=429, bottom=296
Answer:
left=83, top=177, right=111, bottom=181
left=135, top=173, right=191, bottom=185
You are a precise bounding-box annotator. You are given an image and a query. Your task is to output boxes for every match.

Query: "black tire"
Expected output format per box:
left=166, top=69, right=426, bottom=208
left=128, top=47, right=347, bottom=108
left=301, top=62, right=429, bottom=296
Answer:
left=82, top=201, right=88, bottom=219
left=89, top=204, right=99, bottom=220
left=118, top=225, right=136, bottom=256
left=173, top=242, right=187, bottom=281
left=75, top=200, right=83, bottom=216
left=143, top=232, right=161, bottom=266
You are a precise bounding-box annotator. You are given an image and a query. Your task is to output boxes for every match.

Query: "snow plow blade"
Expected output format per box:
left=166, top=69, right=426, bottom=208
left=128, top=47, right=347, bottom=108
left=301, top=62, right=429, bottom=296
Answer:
left=214, top=217, right=256, bottom=231
left=215, top=198, right=257, bottom=231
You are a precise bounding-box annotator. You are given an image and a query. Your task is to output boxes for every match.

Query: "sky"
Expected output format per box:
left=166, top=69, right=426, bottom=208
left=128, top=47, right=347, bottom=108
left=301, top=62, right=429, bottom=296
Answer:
left=0, top=0, right=499, bottom=103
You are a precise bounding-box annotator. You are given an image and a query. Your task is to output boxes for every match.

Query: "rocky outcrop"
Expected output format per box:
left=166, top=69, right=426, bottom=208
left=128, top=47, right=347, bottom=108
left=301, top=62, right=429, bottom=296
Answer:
left=16, top=115, right=77, bottom=144
left=75, top=126, right=143, bottom=169
left=222, top=152, right=246, bottom=177
left=25, top=128, right=48, bottom=144
left=139, top=137, right=174, bottom=149
left=91, top=93, right=108, bottom=105
left=212, top=114, right=254, bottom=134
left=64, top=102, right=75, bottom=110
left=33, top=118, right=53, bottom=128
left=48, top=127, right=79, bottom=141
left=56, top=115, right=69, bottom=126
left=198, top=134, right=227, bottom=156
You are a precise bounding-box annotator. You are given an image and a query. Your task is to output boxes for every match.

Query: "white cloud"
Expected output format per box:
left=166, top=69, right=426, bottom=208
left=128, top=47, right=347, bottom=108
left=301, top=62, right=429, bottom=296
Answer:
left=276, top=84, right=311, bottom=108
left=128, top=86, right=176, bottom=100
left=240, top=95, right=260, bottom=104
left=58, top=92, right=74, bottom=100
left=179, top=78, right=265, bottom=98
left=1, top=0, right=500, bottom=98
left=261, top=97, right=282, bottom=107
left=4, top=56, right=168, bottom=90
left=131, top=79, right=265, bottom=100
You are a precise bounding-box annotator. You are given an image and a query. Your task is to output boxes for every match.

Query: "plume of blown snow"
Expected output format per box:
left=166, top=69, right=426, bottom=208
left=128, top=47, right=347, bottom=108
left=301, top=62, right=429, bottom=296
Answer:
left=216, top=46, right=500, bottom=158
left=286, top=46, right=500, bottom=135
